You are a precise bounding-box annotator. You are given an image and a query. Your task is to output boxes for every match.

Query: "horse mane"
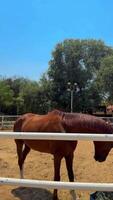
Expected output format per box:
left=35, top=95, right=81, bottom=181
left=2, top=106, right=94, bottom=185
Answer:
left=50, top=109, right=80, bottom=126
left=50, top=109, right=65, bottom=117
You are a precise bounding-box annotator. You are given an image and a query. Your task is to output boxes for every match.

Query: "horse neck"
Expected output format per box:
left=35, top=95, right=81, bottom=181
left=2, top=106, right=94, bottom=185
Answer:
left=61, top=112, right=79, bottom=132
left=62, top=112, right=113, bottom=134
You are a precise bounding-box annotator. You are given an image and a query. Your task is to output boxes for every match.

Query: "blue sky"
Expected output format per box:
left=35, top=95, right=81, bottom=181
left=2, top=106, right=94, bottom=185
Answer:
left=0, top=0, right=113, bottom=80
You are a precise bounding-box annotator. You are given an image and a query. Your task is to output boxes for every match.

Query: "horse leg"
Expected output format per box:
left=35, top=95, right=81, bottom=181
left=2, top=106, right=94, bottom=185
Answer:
left=65, top=153, right=77, bottom=200
left=15, top=140, right=30, bottom=179
left=21, top=144, right=30, bottom=178
left=65, top=152, right=74, bottom=182
left=15, top=139, right=24, bottom=178
left=53, top=155, right=62, bottom=200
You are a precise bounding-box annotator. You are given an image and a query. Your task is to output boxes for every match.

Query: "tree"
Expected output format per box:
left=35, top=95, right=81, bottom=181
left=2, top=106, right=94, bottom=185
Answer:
left=1, top=76, right=52, bottom=114
left=47, top=39, right=113, bottom=112
left=0, top=80, right=14, bottom=113
left=96, top=55, right=113, bottom=104
left=3, top=77, right=41, bottom=114
left=18, top=80, right=39, bottom=113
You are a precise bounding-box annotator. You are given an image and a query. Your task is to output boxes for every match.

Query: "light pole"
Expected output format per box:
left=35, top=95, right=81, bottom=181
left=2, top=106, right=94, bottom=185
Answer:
left=67, top=82, right=78, bottom=113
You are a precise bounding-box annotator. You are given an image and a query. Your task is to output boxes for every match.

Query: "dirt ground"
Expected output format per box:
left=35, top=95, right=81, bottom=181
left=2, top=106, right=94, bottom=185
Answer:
left=1, top=132, right=113, bottom=200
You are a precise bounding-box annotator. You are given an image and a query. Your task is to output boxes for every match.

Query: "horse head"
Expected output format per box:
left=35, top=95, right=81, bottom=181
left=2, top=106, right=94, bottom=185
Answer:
left=93, top=141, right=113, bottom=162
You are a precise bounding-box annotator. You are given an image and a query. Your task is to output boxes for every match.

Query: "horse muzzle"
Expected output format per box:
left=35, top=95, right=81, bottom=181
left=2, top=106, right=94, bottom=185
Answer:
left=94, top=156, right=106, bottom=162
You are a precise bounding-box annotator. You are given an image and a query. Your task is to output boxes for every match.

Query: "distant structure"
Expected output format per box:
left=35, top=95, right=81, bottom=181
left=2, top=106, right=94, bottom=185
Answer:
left=107, top=105, right=113, bottom=113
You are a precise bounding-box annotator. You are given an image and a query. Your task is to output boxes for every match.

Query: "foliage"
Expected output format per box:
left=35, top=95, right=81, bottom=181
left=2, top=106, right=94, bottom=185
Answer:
left=0, top=39, right=113, bottom=114
left=48, top=39, right=113, bottom=111
left=0, top=79, right=14, bottom=113
left=96, top=55, right=113, bottom=103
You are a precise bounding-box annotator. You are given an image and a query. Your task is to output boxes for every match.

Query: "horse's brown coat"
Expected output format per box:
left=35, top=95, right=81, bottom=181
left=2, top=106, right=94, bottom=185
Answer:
left=14, top=110, right=113, bottom=200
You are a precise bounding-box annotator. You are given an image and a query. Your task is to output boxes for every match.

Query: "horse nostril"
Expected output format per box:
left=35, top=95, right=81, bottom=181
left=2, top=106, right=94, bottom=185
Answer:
left=94, top=156, right=106, bottom=162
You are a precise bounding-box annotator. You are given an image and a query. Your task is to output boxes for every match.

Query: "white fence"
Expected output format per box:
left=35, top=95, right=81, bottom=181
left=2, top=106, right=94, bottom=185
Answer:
left=1, top=132, right=113, bottom=141
left=1, top=132, right=113, bottom=194
left=0, top=115, right=20, bottom=129
left=1, top=177, right=113, bottom=191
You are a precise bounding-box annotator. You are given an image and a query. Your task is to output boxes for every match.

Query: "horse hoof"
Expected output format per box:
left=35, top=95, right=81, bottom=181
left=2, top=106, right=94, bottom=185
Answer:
left=53, top=196, right=59, bottom=200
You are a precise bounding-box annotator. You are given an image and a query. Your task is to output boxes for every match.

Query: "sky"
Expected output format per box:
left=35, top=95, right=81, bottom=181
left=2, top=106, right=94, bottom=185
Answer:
left=0, top=0, right=113, bottom=81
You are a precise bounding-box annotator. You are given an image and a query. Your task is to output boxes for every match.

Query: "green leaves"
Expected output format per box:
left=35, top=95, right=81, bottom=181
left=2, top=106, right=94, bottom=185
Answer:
left=0, top=39, right=113, bottom=114
left=96, top=55, right=113, bottom=103
left=47, top=39, right=113, bottom=112
left=0, top=80, right=14, bottom=107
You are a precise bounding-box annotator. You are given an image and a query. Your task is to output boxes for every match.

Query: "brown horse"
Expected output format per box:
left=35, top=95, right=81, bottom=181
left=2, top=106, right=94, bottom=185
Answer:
left=14, top=110, right=113, bottom=200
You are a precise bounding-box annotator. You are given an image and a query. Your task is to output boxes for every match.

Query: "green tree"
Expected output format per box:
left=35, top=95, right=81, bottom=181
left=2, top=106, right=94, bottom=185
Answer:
left=38, top=73, right=54, bottom=113
left=96, top=55, right=113, bottom=104
left=48, top=39, right=113, bottom=112
left=0, top=80, right=14, bottom=113
left=18, top=80, right=39, bottom=113
left=4, top=77, right=41, bottom=114
left=2, top=76, right=52, bottom=114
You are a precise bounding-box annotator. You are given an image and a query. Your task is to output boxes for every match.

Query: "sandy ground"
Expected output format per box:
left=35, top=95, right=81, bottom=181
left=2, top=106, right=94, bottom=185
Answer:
left=1, top=132, right=113, bottom=200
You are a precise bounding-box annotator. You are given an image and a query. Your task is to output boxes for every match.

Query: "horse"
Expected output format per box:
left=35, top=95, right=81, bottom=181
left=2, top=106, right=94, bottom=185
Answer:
left=14, top=112, right=71, bottom=200
left=13, top=110, right=113, bottom=200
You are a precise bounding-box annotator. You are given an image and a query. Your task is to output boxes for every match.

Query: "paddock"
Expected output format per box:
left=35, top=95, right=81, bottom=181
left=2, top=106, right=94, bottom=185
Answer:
left=1, top=132, right=113, bottom=199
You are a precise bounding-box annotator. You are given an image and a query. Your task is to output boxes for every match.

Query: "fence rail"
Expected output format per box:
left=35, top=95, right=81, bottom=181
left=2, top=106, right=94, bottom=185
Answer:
left=0, top=131, right=113, bottom=141
left=0, top=177, right=113, bottom=191
left=0, top=115, right=20, bottom=129
left=0, top=131, right=113, bottom=196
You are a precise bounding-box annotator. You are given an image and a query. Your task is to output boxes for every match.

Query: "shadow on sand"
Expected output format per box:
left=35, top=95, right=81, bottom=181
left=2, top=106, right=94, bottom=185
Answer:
left=11, top=187, right=53, bottom=200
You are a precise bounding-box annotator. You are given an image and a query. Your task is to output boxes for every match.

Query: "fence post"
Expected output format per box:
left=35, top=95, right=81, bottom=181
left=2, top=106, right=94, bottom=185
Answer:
left=1, top=116, right=4, bottom=129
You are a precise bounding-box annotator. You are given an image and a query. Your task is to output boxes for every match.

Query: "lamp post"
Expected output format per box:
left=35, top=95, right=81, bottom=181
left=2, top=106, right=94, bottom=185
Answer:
left=67, top=82, right=78, bottom=113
